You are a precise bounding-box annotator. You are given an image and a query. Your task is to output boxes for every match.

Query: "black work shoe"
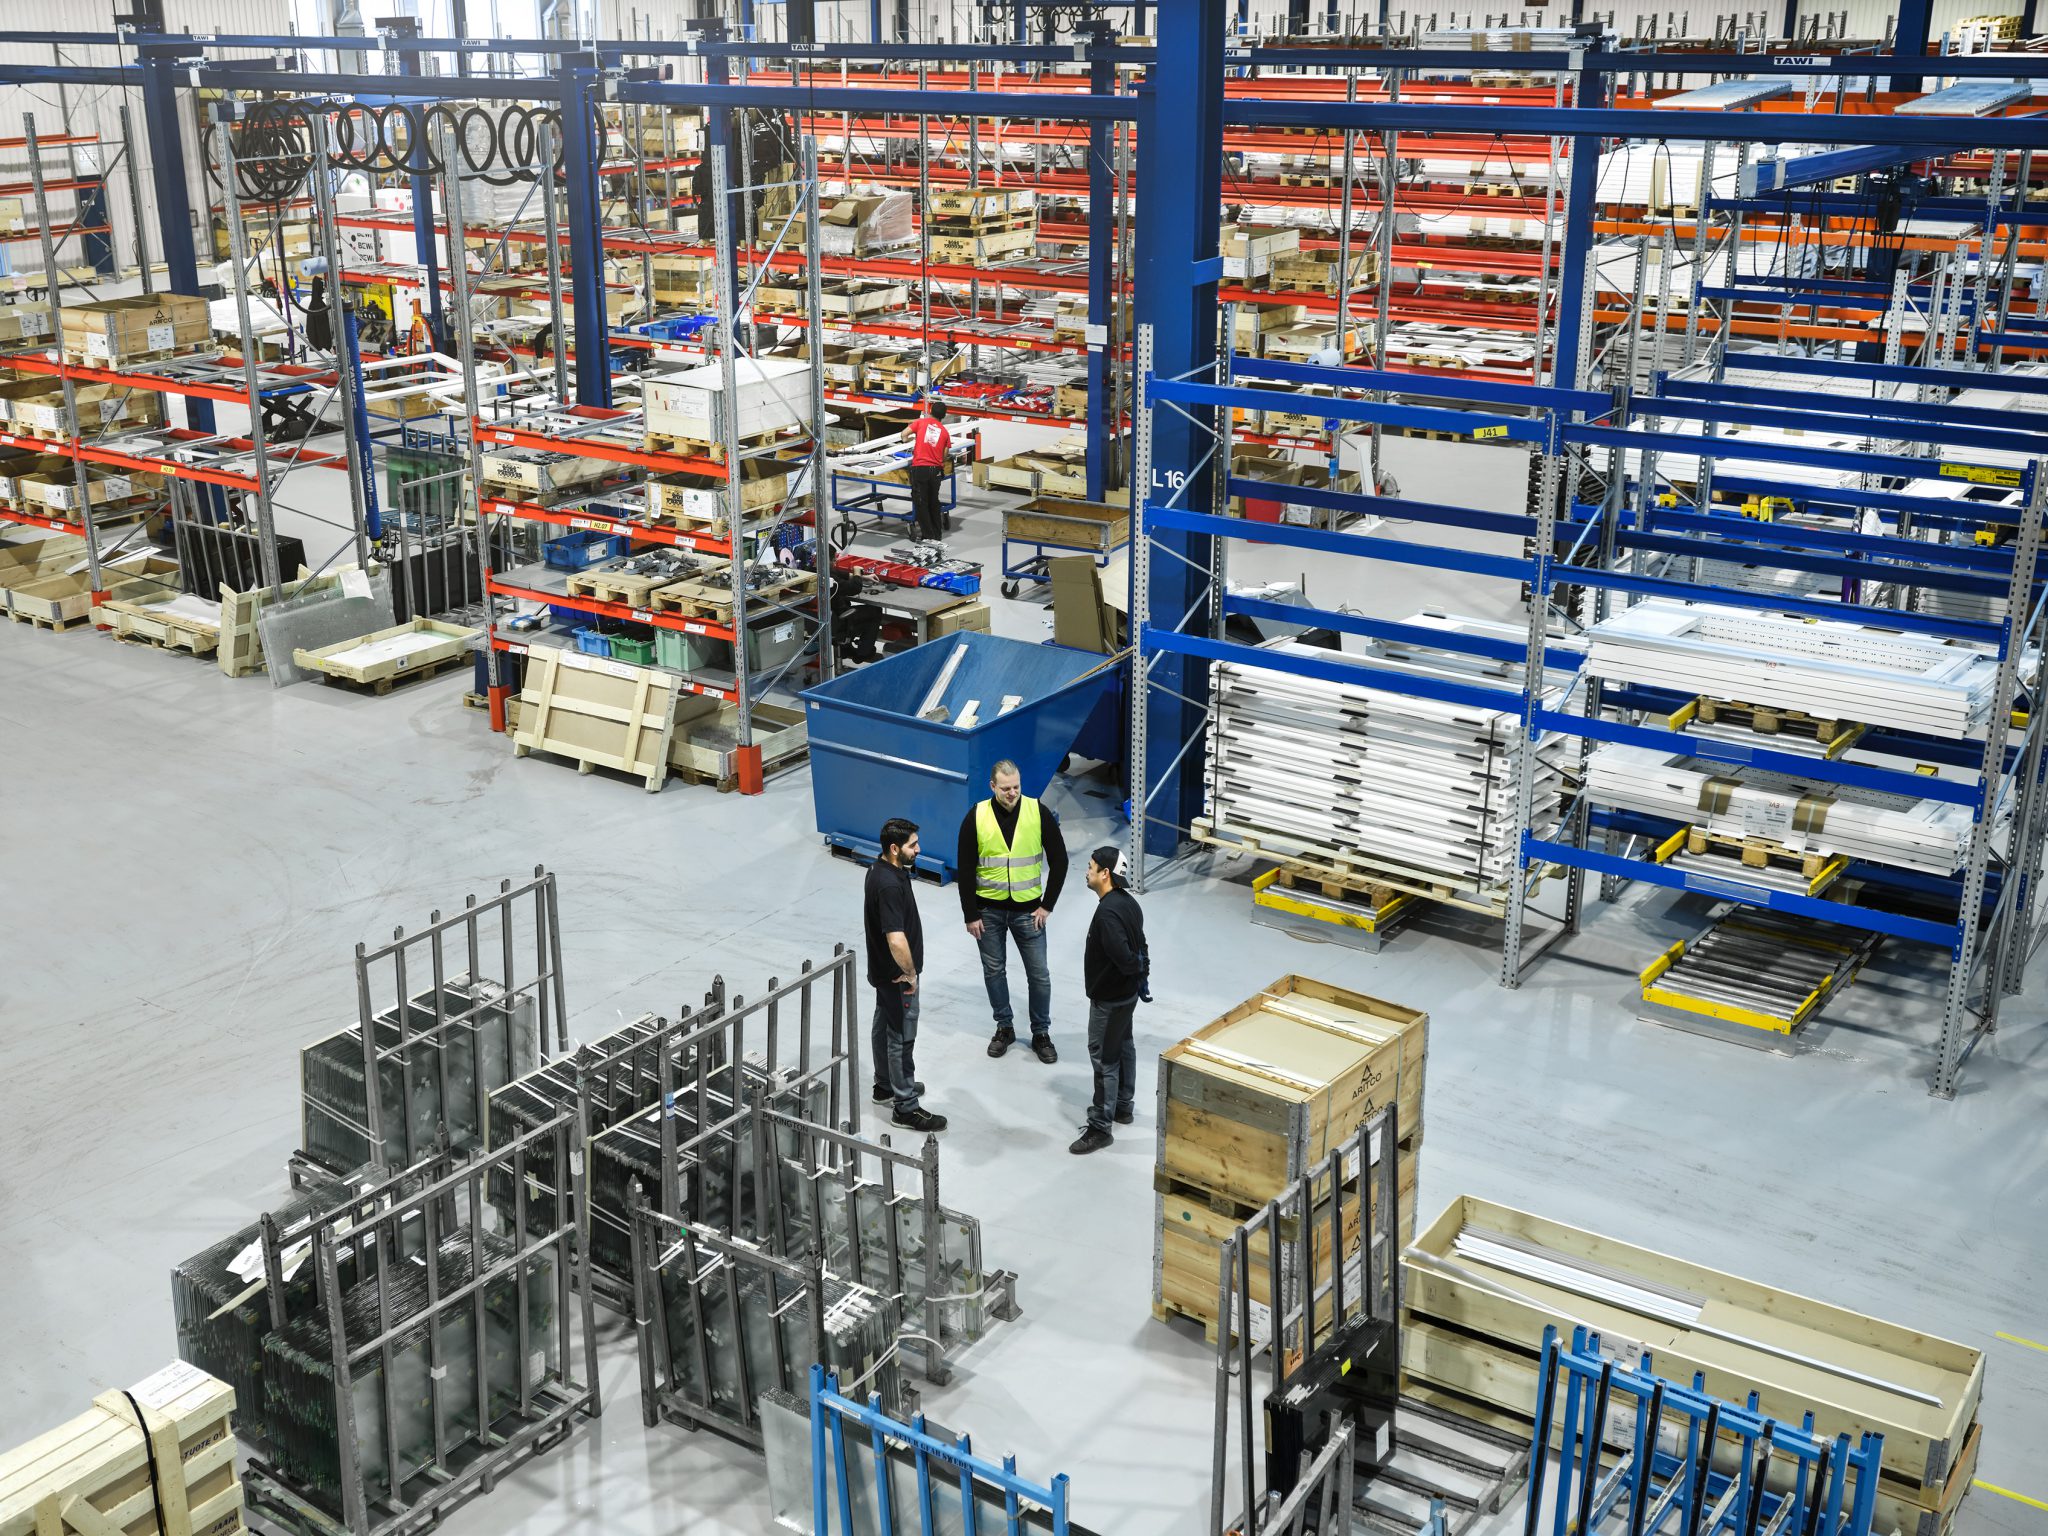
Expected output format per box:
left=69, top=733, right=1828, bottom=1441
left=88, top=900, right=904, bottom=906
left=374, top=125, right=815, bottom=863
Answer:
left=1114, top=1106, right=1134, bottom=1125
left=987, top=1029, right=1015, bottom=1058
left=893, top=1106, right=949, bottom=1133
left=1069, top=1126, right=1113, bottom=1155
left=1032, top=1036, right=1058, bottom=1064
left=872, top=1081, right=925, bottom=1103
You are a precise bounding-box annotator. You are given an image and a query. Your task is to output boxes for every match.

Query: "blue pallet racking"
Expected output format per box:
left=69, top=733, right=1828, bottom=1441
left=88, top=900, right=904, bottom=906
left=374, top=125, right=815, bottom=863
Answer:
left=1127, top=24, right=2048, bottom=1097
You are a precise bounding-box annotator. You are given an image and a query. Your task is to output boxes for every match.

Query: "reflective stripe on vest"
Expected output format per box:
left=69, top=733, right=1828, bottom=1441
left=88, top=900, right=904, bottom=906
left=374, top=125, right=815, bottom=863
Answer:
left=974, top=796, right=1045, bottom=903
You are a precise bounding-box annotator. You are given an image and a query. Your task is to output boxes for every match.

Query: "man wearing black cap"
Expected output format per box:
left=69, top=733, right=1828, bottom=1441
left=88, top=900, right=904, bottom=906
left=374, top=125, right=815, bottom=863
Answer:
left=1071, top=846, right=1148, bottom=1155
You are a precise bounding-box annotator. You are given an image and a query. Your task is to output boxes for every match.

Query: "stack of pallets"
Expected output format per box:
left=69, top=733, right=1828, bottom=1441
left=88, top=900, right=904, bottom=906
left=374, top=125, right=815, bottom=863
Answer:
left=925, top=187, right=1037, bottom=266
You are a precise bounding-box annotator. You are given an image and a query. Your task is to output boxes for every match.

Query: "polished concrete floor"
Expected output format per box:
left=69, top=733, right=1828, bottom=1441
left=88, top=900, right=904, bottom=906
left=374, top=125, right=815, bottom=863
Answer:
left=1, top=438, right=2042, bottom=1536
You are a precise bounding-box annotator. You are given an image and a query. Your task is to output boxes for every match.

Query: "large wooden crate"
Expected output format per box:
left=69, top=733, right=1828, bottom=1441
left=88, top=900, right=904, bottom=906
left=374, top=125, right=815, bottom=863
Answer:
left=1156, top=976, right=1426, bottom=1210
left=58, top=294, right=211, bottom=365
left=0, top=1362, right=244, bottom=1536
left=1403, top=1194, right=1984, bottom=1536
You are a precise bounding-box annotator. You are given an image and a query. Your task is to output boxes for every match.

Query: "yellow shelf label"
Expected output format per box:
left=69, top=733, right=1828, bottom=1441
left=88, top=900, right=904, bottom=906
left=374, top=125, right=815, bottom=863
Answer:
left=1938, top=462, right=2021, bottom=487
left=1473, top=425, right=1509, bottom=440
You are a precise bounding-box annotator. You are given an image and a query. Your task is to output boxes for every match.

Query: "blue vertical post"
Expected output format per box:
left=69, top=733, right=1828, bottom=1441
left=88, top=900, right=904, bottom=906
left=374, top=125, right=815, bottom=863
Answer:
left=1134, top=0, right=1226, bottom=858
left=1895, top=0, right=1933, bottom=89
left=1551, top=46, right=1606, bottom=393
left=399, top=52, right=448, bottom=350
left=2026, top=0, right=2041, bottom=38
left=874, top=0, right=886, bottom=43
left=807, top=1366, right=830, bottom=1536
left=345, top=305, right=382, bottom=539
left=557, top=59, right=613, bottom=406
left=137, top=45, right=215, bottom=432
left=1085, top=29, right=1113, bottom=502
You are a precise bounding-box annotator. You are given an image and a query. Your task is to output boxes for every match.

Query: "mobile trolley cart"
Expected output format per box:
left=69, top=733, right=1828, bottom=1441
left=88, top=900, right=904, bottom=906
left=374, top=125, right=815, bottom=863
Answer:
left=1000, top=495, right=1129, bottom=598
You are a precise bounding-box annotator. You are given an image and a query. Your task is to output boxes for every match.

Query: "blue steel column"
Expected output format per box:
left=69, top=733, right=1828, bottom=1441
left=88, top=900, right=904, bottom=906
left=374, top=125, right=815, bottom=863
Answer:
left=1895, top=0, right=1933, bottom=89
left=1134, top=0, right=1226, bottom=859
left=558, top=59, right=613, bottom=406
left=137, top=48, right=215, bottom=432
left=1085, top=31, right=1113, bottom=502
left=399, top=49, right=448, bottom=348
left=1550, top=48, right=1606, bottom=393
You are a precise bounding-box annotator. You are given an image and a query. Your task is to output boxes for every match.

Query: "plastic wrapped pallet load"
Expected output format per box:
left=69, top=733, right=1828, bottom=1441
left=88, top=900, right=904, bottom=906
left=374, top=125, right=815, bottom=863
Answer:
left=0, top=1362, right=245, bottom=1536
left=1585, top=744, right=1974, bottom=875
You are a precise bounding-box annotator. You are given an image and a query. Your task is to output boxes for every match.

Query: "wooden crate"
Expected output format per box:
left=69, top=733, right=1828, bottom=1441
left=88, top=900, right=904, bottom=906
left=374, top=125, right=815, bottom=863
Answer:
left=0, top=1361, right=244, bottom=1536
left=58, top=294, right=211, bottom=366
left=1402, top=1194, right=1984, bottom=1531
left=927, top=186, right=1037, bottom=220
left=928, top=226, right=1039, bottom=266
left=512, top=647, right=681, bottom=792
left=1002, top=496, right=1129, bottom=556
left=670, top=695, right=808, bottom=784
left=0, top=535, right=86, bottom=605
left=1156, top=975, right=1427, bottom=1213
left=1154, top=1163, right=1417, bottom=1336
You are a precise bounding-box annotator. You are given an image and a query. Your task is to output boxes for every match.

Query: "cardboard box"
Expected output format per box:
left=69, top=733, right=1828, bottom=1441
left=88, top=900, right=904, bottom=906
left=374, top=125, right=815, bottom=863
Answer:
left=643, top=357, right=814, bottom=445
left=928, top=599, right=991, bottom=638
left=1048, top=554, right=1122, bottom=654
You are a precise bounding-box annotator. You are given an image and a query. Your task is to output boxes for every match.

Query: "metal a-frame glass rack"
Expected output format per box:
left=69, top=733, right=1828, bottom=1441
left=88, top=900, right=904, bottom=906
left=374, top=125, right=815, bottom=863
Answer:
left=1126, top=50, right=2048, bottom=1099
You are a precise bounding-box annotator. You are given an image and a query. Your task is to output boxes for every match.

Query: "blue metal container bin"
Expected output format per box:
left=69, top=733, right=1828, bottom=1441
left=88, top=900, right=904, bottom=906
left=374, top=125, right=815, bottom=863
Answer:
left=801, top=632, right=1122, bottom=881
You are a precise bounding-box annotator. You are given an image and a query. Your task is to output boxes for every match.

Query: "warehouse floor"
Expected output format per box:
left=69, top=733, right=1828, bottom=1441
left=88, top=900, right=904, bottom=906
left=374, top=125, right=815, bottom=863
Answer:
left=0, top=436, right=2043, bottom=1536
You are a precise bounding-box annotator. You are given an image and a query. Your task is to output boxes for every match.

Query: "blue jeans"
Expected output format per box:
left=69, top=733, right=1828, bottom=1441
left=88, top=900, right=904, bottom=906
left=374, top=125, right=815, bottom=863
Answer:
left=1086, top=997, right=1138, bottom=1132
left=977, top=906, right=1051, bottom=1039
left=872, top=983, right=921, bottom=1114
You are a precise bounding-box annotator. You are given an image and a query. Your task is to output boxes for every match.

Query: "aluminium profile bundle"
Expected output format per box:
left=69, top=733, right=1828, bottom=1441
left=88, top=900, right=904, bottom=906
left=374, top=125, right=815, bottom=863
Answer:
left=1584, top=600, right=2017, bottom=740
left=1204, top=628, right=1579, bottom=897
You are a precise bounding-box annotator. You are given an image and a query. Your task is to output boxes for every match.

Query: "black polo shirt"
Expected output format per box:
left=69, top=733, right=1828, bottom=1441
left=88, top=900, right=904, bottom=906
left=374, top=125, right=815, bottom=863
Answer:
left=863, top=858, right=924, bottom=986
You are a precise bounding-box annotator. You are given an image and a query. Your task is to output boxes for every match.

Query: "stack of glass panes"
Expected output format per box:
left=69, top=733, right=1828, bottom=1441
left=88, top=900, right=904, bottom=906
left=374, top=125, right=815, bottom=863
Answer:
left=301, top=976, right=540, bottom=1173
left=260, top=1230, right=558, bottom=1513
left=657, top=1235, right=901, bottom=1421
left=170, top=1167, right=372, bottom=1454
left=486, top=1013, right=663, bottom=1239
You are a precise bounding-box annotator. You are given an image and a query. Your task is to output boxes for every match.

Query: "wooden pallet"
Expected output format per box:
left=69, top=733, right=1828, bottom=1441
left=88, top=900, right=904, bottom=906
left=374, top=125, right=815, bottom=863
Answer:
left=291, top=618, right=478, bottom=691
left=59, top=344, right=213, bottom=370
left=1674, top=695, right=1864, bottom=752
left=644, top=426, right=801, bottom=464
left=1190, top=817, right=1516, bottom=917
left=567, top=568, right=676, bottom=607
left=314, top=651, right=468, bottom=695
left=1263, top=862, right=1408, bottom=910
left=4, top=607, right=93, bottom=632
left=107, top=609, right=220, bottom=657
left=1149, top=1297, right=1222, bottom=1345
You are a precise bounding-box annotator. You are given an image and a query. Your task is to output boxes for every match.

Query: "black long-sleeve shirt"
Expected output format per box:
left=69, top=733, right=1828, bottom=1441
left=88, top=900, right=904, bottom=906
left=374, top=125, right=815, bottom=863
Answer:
left=1084, top=885, right=1147, bottom=1003
left=956, top=798, right=1069, bottom=922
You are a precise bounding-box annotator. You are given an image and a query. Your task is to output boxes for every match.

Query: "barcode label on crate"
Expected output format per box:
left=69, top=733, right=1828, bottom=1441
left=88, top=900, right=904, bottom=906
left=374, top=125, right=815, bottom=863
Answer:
left=147, top=322, right=176, bottom=352
left=99, top=399, right=123, bottom=423
left=85, top=333, right=111, bottom=359
left=102, top=475, right=132, bottom=500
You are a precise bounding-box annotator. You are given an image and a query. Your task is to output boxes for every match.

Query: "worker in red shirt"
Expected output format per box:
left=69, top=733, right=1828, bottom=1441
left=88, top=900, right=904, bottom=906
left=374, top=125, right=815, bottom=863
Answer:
left=902, top=398, right=952, bottom=548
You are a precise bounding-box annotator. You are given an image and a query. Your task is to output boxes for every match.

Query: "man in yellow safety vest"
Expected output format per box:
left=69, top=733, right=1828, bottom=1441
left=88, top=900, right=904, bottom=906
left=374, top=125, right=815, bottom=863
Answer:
left=956, top=759, right=1070, bottom=1063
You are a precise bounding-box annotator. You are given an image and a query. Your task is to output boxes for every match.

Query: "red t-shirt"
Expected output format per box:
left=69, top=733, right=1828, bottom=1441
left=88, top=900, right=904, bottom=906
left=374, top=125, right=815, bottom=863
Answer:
left=910, top=416, right=951, bottom=468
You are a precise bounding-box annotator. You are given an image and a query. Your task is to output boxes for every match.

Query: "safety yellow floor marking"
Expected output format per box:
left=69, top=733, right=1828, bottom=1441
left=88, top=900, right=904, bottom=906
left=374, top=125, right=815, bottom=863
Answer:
left=1994, top=1330, right=2048, bottom=1355
left=1975, top=1481, right=2048, bottom=1511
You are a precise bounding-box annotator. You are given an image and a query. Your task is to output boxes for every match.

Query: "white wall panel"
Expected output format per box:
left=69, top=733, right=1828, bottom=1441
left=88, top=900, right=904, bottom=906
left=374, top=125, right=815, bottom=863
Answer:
left=0, top=0, right=293, bottom=284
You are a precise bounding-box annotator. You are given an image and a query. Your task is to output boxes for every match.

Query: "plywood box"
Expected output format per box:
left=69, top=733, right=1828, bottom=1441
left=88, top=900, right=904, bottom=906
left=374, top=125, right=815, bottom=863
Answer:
left=11, top=384, right=165, bottom=438
left=1221, top=225, right=1301, bottom=281
left=1403, top=1193, right=1984, bottom=1522
left=1157, top=975, right=1427, bottom=1212
left=478, top=447, right=617, bottom=498
left=0, top=303, right=53, bottom=344
left=58, top=294, right=210, bottom=364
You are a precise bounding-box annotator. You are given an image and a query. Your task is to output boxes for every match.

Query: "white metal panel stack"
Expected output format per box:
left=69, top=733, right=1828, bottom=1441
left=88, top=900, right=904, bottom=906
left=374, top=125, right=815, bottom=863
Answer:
left=1585, top=744, right=1975, bottom=874
left=1584, top=599, right=2010, bottom=738
left=1204, top=619, right=1582, bottom=895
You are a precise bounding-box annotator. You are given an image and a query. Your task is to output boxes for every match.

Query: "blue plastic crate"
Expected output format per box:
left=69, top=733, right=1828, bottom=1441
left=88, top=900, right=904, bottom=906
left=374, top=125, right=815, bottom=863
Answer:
left=544, top=530, right=629, bottom=571
left=547, top=604, right=585, bottom=628
left=573, top=627, right=612, bottom=657
left=920, top=570, right=981, bottom=596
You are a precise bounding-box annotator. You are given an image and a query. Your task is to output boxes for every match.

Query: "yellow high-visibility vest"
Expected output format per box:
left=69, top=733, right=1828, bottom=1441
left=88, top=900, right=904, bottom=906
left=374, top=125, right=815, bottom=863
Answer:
left=974, top=797, right=1045, bottom=904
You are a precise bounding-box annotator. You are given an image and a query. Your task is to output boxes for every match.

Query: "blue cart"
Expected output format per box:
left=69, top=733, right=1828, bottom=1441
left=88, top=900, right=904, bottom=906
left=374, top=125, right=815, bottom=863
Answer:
left=829, top=462, right=960, bottom=547
left=999, top=494, right=1130, bottom=598
left=801, top=631, right=1123, bottom=882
